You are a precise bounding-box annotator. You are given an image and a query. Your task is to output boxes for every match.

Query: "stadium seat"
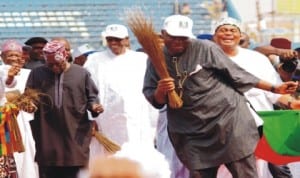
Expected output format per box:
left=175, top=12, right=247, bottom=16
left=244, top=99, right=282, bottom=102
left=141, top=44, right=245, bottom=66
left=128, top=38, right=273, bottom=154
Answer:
left=0, top=0, right=213, bottom=50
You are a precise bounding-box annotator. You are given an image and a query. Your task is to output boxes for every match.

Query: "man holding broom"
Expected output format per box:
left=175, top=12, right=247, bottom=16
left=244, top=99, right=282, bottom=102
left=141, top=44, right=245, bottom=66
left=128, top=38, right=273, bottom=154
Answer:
left=142, top=14, right=298, bottom=178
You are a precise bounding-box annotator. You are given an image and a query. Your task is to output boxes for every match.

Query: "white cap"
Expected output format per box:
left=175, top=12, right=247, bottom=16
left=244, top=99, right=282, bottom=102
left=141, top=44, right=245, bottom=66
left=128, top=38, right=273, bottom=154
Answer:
left=212, top=17, right=241, bottom=33
left=163, top=15, right=194, bottom=38
left=72, top=44, right=95, bottom=58
left=102, top=24, right=129, bottom=39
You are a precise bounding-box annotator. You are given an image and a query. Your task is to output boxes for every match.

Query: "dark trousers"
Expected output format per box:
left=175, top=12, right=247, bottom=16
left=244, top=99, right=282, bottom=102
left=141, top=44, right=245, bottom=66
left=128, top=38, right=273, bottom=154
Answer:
left=189, top=154, right=258, bottom=178
left=38, top=166, right=83, bottom=178
left=268, top=163, right=293, bottom=178
left=258, top=126, right=293, bottom=178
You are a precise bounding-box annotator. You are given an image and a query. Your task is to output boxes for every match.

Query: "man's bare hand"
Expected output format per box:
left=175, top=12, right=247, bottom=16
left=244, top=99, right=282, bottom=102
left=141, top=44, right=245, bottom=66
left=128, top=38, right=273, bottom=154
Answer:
left=92, top=103, right=104, bottom=114
left=21, top=102, right=38, bottom=113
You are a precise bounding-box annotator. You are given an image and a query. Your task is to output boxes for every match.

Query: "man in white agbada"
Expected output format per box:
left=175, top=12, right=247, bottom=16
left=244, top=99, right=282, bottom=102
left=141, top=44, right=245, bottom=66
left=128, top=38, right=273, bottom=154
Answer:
left=213, top=17, right=300, bottom=178
left=84, top=24, right=158, bottom=158
left=0, top=39, right=39, bottom=178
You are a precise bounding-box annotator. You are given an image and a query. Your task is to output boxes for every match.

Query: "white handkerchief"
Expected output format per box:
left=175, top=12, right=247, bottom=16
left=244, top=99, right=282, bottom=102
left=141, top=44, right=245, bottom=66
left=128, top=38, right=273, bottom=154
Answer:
left=189, top=64, right=202, bottom=76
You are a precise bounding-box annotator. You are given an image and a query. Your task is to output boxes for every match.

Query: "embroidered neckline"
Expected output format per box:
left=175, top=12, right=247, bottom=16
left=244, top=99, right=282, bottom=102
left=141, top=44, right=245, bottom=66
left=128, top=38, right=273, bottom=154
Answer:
left=172, top=56, right=188, bottom=98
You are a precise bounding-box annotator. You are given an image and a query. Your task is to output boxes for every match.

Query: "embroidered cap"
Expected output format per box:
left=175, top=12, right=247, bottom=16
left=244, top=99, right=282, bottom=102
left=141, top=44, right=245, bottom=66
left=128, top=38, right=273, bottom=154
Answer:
left=163, top=15, right=194, bottom=38
left=1, top=39, right=24, bottom=53
left=212, top=17, right=242, bottom=33
left=102, top=24, right=129, bottom=39
left=43, top=41, right=67, bottom=62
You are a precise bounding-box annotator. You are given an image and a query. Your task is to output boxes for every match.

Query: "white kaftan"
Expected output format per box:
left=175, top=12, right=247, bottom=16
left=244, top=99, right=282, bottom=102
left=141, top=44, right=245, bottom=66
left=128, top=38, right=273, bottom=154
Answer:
left=217, top=47, right=300, bottom=178
left=0, top=65, right=37, bottom=178
left=85, top=49, right=158, bottom=159
left=7, top=67, right=38, bottom=178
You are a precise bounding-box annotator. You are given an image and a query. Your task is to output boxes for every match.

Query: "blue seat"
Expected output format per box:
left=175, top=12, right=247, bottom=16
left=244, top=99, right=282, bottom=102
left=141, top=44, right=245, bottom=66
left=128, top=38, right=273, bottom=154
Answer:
left=0, top=0, right=213, bottom=50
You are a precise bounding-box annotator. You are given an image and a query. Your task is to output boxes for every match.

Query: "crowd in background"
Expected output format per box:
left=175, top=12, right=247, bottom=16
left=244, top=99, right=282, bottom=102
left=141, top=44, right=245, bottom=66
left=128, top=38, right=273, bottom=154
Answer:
left=1, top=6, right=300, bottom=178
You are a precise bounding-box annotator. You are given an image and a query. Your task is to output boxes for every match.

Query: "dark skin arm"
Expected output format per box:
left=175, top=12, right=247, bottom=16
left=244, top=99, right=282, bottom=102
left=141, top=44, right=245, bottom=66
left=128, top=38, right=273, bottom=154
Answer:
left=154, top=77, right=175, bottom=104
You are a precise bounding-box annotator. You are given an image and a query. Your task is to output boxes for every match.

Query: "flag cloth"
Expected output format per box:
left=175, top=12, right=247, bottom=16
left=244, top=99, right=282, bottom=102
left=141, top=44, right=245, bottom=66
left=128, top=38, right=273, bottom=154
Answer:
left=255, top=110, right=300, bottom=164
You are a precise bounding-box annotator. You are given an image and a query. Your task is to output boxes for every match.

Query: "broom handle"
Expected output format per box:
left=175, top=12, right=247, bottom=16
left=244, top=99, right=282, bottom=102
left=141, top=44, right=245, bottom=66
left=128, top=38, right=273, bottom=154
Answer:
left=94, top=131, right=103, bottom=140
left=160, top=73, right=183, bottom=109
left=168, top=90, right=183, bottom=109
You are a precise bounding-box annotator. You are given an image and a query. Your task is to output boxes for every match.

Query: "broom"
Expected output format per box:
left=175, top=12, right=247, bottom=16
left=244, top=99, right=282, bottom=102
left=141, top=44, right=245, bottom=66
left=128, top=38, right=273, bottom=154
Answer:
left=92, top=129, right=121, bottom=154
left=125, top=8, right=183, bottom=109
left=12, top=88, right=42, bottom=112
left=12, top=89, right=121, bottom=154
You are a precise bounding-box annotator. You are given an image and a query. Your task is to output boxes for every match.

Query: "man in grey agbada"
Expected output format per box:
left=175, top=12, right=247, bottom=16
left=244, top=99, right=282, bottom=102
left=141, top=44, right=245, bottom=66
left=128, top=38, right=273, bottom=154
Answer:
left=142, top=14, right=298, bottom=178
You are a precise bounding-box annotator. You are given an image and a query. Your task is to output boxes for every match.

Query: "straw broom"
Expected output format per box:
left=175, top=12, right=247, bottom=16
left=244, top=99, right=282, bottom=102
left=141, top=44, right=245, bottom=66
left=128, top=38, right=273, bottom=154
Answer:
left=13, top=88, right=121, bottom=153
left=125, top=9, right=183, bottom=109
left=93, top=130, right=121, bottom=154
left=1, top=89, right=41, bottom=155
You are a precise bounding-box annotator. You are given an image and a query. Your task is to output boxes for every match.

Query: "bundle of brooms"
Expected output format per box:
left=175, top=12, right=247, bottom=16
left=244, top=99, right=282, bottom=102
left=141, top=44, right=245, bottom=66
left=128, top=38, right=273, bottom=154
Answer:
left=93, top=130, right=121, bottom=154
left=11, top=88, right=41, bottom=111
left=12, top=89, right=120, bottom=153
left=125, top=8, right=183, bottom=109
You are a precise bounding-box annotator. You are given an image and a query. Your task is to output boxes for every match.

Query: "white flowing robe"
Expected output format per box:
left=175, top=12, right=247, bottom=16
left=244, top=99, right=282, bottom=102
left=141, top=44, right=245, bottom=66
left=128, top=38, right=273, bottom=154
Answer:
left=85, top=49, right=158, bottom=159
left=1, top=65, right=38, bottom=178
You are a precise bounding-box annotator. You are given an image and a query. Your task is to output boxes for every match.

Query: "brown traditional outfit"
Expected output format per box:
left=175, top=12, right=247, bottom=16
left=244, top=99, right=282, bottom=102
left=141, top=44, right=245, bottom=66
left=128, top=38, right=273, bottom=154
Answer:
left=26, top=64, right=100, bottom=177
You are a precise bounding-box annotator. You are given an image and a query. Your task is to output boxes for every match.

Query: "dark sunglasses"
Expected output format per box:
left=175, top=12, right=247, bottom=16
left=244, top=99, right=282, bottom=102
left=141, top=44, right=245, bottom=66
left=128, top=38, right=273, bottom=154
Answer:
left=106, top=37, right=123, bottom=42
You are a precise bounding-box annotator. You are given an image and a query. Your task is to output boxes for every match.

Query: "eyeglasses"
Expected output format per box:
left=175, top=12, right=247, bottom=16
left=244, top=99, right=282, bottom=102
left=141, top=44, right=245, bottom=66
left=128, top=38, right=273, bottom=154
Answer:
left=165, top=33, right=189, bottom=42
left=106, top=37, right=123, bottom=42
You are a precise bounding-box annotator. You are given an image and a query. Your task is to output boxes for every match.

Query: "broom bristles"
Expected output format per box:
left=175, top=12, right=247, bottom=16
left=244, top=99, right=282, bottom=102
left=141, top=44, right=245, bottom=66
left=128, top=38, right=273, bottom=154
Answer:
left=94, top=131, right=121, bottom=154
left=125, top=8, right=183, bottom=108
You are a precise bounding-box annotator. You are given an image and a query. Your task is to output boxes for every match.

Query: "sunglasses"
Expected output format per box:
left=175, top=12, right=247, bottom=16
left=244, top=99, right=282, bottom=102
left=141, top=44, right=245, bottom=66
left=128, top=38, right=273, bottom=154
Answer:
left=106, top=37, right=123, bottom=42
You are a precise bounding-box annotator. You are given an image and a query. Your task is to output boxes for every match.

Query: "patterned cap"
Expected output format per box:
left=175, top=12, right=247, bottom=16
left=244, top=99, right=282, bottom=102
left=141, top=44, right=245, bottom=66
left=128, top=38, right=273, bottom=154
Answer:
left=43, top=41, right=67, bottom=62
left=212, top=17, right=242, bottom=33
left=1, top=39, right=23, bottom=53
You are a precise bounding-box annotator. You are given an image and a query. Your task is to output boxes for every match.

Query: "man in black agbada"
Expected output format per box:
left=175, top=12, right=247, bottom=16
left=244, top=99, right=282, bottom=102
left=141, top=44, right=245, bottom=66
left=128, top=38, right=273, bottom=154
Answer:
left=25, top=40, right=103, bottom=178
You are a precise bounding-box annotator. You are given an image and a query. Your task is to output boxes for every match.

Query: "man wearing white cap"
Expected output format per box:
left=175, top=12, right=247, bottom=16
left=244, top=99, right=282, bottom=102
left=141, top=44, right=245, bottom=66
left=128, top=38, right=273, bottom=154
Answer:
left=143, top=14, right=298, bottom=178
left=25, top=41, right=103, bottom=178
left=213, top=17, right=299, bottom=178
left=73, top=43, right=96, bottom=66
left=84, top=24, right=157, bottom=159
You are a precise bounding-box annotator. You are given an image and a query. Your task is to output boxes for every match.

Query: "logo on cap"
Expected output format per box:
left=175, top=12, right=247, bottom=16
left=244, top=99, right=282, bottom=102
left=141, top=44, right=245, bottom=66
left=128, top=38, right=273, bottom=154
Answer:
left=179, top=21, right=189, bottom=29
left=109, top=26, right=119, bottom=32
left=103, top=24, right=129, bottom=39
